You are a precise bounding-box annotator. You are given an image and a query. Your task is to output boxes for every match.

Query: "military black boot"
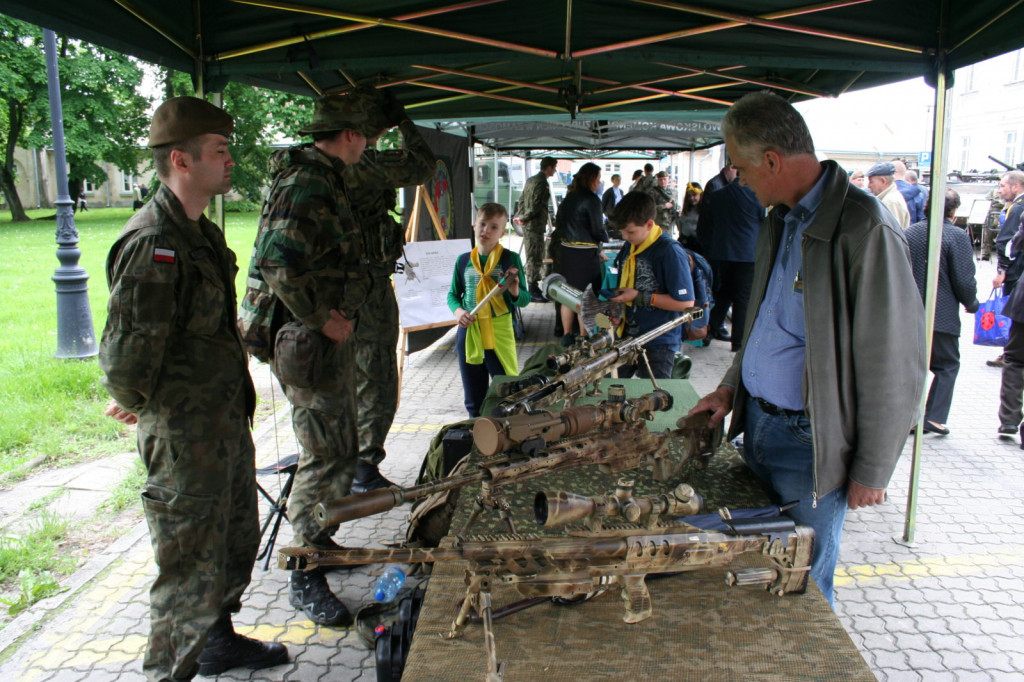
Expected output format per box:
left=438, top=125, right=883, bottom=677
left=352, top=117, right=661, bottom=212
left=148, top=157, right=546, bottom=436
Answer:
left=529, top=284, right=547, bottom=303
left=349, top=460, right=397, bottom=494
left=289, top=567, right=353, bottom=626
left=196, top=615, right=288, bottom=677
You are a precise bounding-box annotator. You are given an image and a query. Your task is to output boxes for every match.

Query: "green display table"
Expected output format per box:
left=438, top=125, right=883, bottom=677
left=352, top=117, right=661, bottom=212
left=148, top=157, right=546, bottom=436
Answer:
left=401, top=377, right=873, bottom=681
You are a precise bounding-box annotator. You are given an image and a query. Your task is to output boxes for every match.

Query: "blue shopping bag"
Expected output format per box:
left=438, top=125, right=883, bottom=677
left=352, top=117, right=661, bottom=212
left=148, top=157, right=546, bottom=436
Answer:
left=974, top=288, right=1011, bottom=347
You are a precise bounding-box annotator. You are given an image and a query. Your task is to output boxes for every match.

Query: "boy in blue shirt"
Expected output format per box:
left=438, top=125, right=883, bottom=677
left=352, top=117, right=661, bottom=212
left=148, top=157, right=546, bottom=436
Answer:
left=608, top=191, right=696, bottom=379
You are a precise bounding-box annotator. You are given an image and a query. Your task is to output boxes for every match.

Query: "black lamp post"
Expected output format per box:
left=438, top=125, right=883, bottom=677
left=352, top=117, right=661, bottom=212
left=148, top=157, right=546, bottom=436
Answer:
left=44, top=28, right=97, bottom=359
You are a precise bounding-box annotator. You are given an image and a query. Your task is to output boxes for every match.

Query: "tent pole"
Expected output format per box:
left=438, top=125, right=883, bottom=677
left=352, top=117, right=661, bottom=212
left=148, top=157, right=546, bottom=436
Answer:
left=902, top=55, right=951, bottom=545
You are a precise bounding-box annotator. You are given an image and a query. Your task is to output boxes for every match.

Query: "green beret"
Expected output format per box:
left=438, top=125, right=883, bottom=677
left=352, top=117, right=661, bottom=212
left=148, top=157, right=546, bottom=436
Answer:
left=298, top=87, right=390, bottom=138
left=149, top=97, right=234, bottom=148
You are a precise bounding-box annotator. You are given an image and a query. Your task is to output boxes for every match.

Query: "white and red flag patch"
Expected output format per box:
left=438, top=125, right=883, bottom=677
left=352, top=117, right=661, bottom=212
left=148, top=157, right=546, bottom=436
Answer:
left=153, top=248, right=176, bottom=264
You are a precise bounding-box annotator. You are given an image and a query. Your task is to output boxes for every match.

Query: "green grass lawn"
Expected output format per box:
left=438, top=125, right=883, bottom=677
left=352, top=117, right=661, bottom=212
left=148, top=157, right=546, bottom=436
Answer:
left=0, top=206, right=260, bottom=480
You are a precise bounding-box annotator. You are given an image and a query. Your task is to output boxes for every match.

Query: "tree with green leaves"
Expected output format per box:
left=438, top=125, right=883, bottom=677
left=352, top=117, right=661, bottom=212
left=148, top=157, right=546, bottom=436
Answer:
left=163, top=71, right=315, bottom=202
left=1, top=16, right=152, bottom=222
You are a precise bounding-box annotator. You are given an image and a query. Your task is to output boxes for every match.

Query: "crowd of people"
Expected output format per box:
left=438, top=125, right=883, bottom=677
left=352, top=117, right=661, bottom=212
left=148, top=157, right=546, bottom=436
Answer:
left=94, top=84, right=1018, bottom=681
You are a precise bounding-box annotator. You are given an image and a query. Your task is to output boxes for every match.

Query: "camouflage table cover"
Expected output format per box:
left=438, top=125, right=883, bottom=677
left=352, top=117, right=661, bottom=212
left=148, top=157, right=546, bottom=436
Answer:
left=402, top=378, right=873, bottom=681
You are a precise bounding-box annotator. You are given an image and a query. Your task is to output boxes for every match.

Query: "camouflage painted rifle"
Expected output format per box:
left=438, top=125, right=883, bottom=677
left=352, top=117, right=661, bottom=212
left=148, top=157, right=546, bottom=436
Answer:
left=493, top=306, right=704, bottom=417
left=279, top=521, right=814, bottom=681
left=315, top=396, right=721, bottom=534
left=535, top=478, right=703, bottom=531
left=473, top=385, right=672, bottom=456
left=316, top=421, right=666, bottom=535
left=492, top=327, right=619, bottom=399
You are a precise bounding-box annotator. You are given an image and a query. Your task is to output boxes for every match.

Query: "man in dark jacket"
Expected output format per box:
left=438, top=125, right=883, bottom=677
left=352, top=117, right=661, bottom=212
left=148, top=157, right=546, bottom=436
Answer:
left=905, top=189, right=979, bottom=436
left=697, top=160, right=764, bottom=350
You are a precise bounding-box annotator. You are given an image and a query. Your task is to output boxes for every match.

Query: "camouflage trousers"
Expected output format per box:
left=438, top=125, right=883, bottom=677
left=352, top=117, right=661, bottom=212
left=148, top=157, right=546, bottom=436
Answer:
left=981, top=226, right=997, bottom=258
left=137, top=430, right=259, bottom=682
left=355, top=273, right=400, bottom=466
left=522, top=223, right=547, bottom=289
left=279, top=339, right=359, bottom=547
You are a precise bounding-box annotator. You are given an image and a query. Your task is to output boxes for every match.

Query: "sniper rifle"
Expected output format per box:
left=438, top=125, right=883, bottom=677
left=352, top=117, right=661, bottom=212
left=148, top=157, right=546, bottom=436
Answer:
left=279, top=519, right=814, bottom=682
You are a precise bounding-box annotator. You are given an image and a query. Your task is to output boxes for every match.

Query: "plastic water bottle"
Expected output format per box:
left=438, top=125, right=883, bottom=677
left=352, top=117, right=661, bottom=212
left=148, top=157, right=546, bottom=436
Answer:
left=373, top=567, right=406, bottom=603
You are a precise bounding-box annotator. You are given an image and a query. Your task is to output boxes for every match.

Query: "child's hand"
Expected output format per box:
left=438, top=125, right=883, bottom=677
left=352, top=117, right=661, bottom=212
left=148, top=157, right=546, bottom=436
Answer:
left=610, top=287, right=637, bottom=303
left=455, top=308, right=476, bottom=328
left=504, top=268, right=520, bottom=296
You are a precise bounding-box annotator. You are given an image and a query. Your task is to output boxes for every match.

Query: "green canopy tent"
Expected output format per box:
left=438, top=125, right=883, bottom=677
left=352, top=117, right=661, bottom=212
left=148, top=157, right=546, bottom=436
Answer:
left=3, top=0, right=1022, bottom=120
left=6, top=0, right=1024, bottom=541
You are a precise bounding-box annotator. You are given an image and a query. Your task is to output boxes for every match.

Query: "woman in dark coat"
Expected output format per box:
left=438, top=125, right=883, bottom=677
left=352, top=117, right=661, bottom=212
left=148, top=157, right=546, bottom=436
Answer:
left=553, top=162, right=608, bottom=339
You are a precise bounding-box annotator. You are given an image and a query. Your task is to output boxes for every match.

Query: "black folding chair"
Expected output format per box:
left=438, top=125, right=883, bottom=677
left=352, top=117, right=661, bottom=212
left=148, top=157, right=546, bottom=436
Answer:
left=254, top=453, right=300, bottom=571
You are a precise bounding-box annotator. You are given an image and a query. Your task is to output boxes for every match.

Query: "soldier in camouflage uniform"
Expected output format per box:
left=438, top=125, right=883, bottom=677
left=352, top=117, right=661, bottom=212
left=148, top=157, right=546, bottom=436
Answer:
left=99, top=97, right=287, bottom=681
left=633, top=162, right=657, bottom=193
left=514, top=156, right=557, bottom=302
left=344, top=92, right=436, bottom=493
left=644, top=171, right=678, bottom=233
left=237, top=89, right=389, bottom=626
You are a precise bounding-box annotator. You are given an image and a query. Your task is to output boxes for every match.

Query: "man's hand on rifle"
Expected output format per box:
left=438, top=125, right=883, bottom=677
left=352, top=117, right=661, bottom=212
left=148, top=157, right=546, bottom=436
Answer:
left=690, top=385, right=734, bottom=427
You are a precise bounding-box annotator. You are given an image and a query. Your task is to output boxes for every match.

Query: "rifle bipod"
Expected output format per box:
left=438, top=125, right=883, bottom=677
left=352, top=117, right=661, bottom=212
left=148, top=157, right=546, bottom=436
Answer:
left=459, top=487, right=517, bottom=535
left=446, top=573, right=505, bottom=681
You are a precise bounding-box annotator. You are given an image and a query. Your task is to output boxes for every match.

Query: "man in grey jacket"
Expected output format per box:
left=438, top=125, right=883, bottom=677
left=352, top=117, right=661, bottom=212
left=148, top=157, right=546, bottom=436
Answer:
left=690, top=92, right=926, bottom=607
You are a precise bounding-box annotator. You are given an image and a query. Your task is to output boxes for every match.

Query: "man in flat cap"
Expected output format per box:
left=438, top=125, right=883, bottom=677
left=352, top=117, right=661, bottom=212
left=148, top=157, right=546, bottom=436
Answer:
left=867, top=161, right=911, bottom=228
left=239, top=88, right=388, bottom=625
left=100, top=96, right=288, bottom=681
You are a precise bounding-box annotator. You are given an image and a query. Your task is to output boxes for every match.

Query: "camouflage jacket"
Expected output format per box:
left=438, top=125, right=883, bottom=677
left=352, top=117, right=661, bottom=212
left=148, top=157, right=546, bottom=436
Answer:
left=344, top=120, right=436, bottom=275
left=633, top=174, right=657, bottom=193
left=99, top=184, right=254, bottom=440
left=644, top=183, right=676, bottom=229
left=238, top=144, right=366, bottom=361
left=517, top=171, right=551, bottom=226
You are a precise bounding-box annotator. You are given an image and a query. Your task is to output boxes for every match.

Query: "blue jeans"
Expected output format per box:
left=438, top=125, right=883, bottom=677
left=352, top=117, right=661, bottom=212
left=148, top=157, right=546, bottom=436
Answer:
left=456, top=326, right=506, bottom=417
left=742, top=396, right=848, bottom=607
left=616, top=345, right=677, bottom=380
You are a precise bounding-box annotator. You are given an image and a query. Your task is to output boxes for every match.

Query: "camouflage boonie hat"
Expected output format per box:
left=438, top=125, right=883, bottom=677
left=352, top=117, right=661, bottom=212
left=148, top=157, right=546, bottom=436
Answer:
left=298, top=87, right=390, bottom=138
left=149, top=96, right=233, bottom=147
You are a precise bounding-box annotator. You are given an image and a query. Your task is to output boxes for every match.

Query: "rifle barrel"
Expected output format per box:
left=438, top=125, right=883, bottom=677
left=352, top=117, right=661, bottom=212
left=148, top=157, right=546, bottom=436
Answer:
left=314, top=469, right=484, bottom=527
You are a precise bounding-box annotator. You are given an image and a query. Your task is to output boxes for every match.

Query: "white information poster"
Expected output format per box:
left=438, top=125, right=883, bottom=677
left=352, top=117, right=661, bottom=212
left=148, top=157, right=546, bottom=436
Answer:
left=395, top=239, right=471, bottom=330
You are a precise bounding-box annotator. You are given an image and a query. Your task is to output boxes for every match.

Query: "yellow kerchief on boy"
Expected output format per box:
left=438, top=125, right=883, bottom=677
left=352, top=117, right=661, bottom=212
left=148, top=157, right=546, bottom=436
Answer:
left=470, top=244, right=508, bottom=348
left=618, top=224, right=662, bottom=303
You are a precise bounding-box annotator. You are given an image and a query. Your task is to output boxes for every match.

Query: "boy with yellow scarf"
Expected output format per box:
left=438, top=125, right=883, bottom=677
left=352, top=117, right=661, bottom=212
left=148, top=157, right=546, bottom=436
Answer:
left=448, top=203, right=530, bottom=416
left=608, top=191, right=696, bottom=379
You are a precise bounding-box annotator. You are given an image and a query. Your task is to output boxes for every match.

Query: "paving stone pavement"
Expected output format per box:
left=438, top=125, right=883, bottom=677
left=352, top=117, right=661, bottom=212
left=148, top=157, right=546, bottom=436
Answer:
left=1, top=252, right=1023, bottom=681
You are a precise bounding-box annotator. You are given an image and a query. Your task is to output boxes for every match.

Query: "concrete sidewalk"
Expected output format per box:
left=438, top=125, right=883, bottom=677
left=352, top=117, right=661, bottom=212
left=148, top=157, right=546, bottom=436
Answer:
left=1, top=255, right=1023, bottom=681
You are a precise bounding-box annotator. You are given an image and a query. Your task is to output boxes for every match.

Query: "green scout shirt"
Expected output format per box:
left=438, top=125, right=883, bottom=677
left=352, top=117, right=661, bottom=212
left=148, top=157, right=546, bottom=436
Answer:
left=99, top=184, right=254, bottom=440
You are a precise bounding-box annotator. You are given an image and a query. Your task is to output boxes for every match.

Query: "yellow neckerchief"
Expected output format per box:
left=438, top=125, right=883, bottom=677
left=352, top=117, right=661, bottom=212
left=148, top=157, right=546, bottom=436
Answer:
left=470, top=244, right=508, bottom=349
left=619, top=225, right=662, bottom=297
left=616, top=225, right=662, bottom=335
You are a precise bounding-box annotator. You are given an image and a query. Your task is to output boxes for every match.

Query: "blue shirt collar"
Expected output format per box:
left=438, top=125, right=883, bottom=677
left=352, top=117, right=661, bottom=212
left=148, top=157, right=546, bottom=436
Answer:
left=783, top=163, right=831, bottom=227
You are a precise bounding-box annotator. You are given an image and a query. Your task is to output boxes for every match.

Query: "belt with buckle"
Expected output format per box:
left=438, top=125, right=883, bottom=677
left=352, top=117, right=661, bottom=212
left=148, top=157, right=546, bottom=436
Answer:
left=753, top=397, right=806, bottom=417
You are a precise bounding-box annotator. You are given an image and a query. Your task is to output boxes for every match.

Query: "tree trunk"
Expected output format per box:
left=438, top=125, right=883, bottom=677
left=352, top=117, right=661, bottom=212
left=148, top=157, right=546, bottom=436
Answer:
left=0, top=168, right=30, bottom=222
left=2, top=100, right=30, bottom=222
